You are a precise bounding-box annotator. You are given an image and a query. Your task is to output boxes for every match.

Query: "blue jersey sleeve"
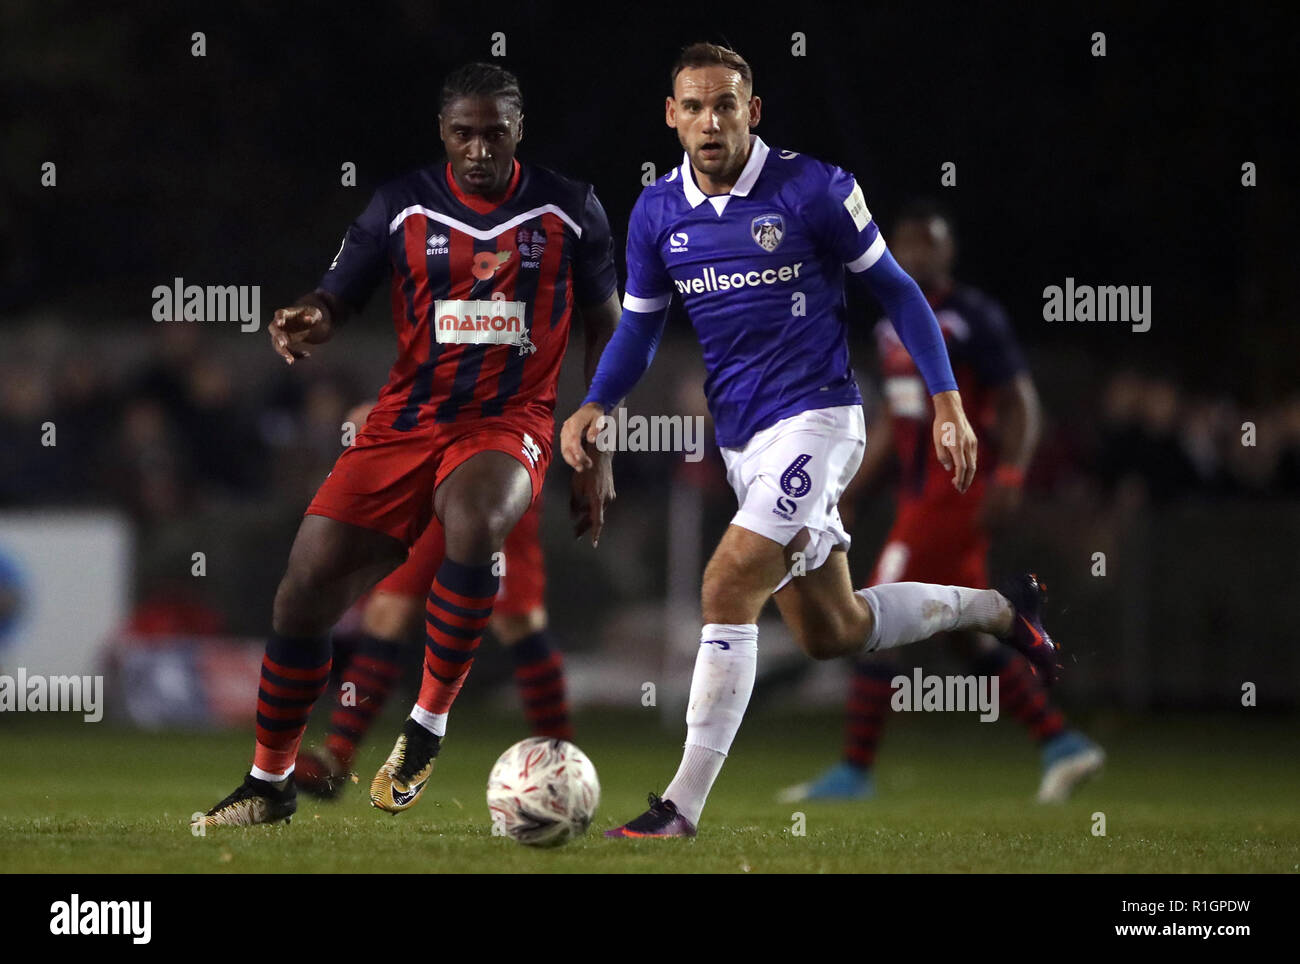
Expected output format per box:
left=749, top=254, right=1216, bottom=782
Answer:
left=573, top=187, right=619, bottom=307
left=580, top=190, right=673, bottom=409
left=318, top=188, right=389, bottom=310
left=622, top=190, right=674, bottom=312
left=812, top=166, right=886, bottom=271
left=860, top=249, right=958, bottom=396
left=808, top=166, right=956, bottom=395
left=581, top=304, right=669, bottom=411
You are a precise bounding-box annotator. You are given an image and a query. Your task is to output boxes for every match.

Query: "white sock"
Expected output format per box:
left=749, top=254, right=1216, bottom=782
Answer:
left=409, top=704, right=448, bottom=737
left=664, top=745, right=726, bottom=826
left=857, top=583, right=1011, bottom=652
left=663, top=623, right=758, bottom=826
left=250, top=764, right=293, bottom=784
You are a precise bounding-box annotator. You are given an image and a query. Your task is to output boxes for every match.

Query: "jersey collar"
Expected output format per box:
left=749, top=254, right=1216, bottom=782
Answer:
left=444, top=158, right=522, bottom=214
left=680, top=135, right=769, bottom=215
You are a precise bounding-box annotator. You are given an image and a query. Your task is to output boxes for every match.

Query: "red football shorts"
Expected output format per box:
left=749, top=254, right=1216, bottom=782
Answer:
left=869, top=499, right=989, bottom=589
left=372, top=500, right=546, bottom=615
left=306, top=412, right=551, bottom=547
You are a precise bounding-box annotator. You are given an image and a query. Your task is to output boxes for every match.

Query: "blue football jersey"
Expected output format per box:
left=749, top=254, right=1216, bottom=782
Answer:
left=623, top=136, right=886, bottom=448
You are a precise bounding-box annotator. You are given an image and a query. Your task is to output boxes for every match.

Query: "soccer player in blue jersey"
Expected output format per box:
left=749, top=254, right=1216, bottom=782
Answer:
left=561, top=43, right=1061, bottom=838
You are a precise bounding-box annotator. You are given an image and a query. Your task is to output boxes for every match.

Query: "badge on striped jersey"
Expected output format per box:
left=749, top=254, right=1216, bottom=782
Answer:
left=515, top=227, right=547, bottom=268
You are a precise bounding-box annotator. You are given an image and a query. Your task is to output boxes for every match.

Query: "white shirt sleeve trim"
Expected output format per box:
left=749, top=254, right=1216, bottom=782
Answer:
left=623, top=292, right=672, bottom=312
left=846, top=233, right=887, bottom=273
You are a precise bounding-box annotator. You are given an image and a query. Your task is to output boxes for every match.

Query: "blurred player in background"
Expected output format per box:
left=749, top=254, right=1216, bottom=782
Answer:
left=198, top=62, right=618, bottom=828
left=563, top=43, right=1062, bottom=839
left=781, top=203, right=1104, bottom=804
left=294, top=405, right=572, bottom=798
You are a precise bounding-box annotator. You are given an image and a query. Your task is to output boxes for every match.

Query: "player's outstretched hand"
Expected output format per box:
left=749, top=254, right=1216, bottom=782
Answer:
left=570, top=442, right=615, bottom=547
left=270, top=304, right=332, bottom=364
left=932, top=390, right=978, bottom=493
left=561, top=402, right=607, bottom=471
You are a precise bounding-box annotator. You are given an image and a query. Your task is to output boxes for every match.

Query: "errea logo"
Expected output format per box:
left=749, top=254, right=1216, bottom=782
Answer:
left=427, top=233, right=449, bottom=255
left=521, top=433, right=541, bottom=467
left=669, top=232, right=689, bottom=253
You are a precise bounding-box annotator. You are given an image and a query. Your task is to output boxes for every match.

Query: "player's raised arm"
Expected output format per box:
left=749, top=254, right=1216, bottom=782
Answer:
left=819, top=170, right=977, bottom=492
left=272, top=187, right=390, bottom=365
left=561, top=191, right=673, bottom=472
left=269, top=291, right=347, bottom=364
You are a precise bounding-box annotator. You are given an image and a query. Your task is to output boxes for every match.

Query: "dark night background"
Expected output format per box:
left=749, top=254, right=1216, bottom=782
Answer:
left=6, top=2, right=1296, bottom=390
left=2, top=2, right=1298, bottom=707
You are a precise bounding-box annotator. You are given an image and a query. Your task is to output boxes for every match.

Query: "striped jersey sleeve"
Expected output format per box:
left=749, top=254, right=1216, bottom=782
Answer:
left=319, top=188, right=389, bottom=309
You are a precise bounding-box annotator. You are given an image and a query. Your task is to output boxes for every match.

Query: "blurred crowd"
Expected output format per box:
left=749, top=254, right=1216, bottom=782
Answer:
left=0, top=325, right=361, bottom=523
left=3, top=326, right=1299, bottom=530
left=3, top=319, right=1298, bottom=651
left=1035, top=369, right=1300, bottom=505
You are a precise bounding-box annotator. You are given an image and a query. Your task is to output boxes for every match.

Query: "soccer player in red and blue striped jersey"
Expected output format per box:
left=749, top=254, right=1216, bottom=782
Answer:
left=780, top=204, right=1104, bottom=805
left=199, top=63, right=619, bottom=827
left=292, top=408, right=574, bottom=801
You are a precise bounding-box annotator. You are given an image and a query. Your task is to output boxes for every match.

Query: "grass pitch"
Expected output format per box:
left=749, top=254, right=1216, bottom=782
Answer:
left=1, top=708, right=1296, bottom=873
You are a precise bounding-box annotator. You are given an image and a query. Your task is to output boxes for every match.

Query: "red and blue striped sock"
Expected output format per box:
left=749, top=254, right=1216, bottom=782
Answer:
left=253, top=632, right=332, bottom=779
left=843, top=658, right=900, bottom=769
left=974, top=647, right=1066, bottom=742
left=325, top=632, right=406, bottom=767
left=509, top=630, right=574, bottom=740
left=413, top=559, right=498, bottom=732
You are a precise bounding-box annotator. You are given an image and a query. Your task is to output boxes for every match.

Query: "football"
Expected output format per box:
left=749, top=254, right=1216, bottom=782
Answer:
left=486, top=737, right=600, bottom=847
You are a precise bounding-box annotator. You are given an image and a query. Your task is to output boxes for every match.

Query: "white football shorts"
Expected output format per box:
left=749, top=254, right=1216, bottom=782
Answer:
left=719, top=404, right=867, bottom=591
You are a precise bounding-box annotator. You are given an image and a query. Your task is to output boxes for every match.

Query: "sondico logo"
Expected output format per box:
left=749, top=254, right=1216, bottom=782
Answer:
left=435, top=298, right=535, bottom=354
left=674, top=262, right=804, bottom=296
left=670, top=232, right=689, bottom=252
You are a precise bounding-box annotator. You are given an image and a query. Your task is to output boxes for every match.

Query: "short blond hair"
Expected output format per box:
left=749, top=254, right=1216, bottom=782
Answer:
left=670, top=42, right=753, bottom=95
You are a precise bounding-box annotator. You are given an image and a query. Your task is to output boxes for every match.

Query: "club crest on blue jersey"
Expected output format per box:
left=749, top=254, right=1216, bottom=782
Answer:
left=751, top=214, right=785, bottom=252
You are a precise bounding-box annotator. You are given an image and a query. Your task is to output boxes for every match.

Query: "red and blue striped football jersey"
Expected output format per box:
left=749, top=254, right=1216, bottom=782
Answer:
left=875, top=282, right=1027, bottom=503
left=319, top=160, right=617, bottom=431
